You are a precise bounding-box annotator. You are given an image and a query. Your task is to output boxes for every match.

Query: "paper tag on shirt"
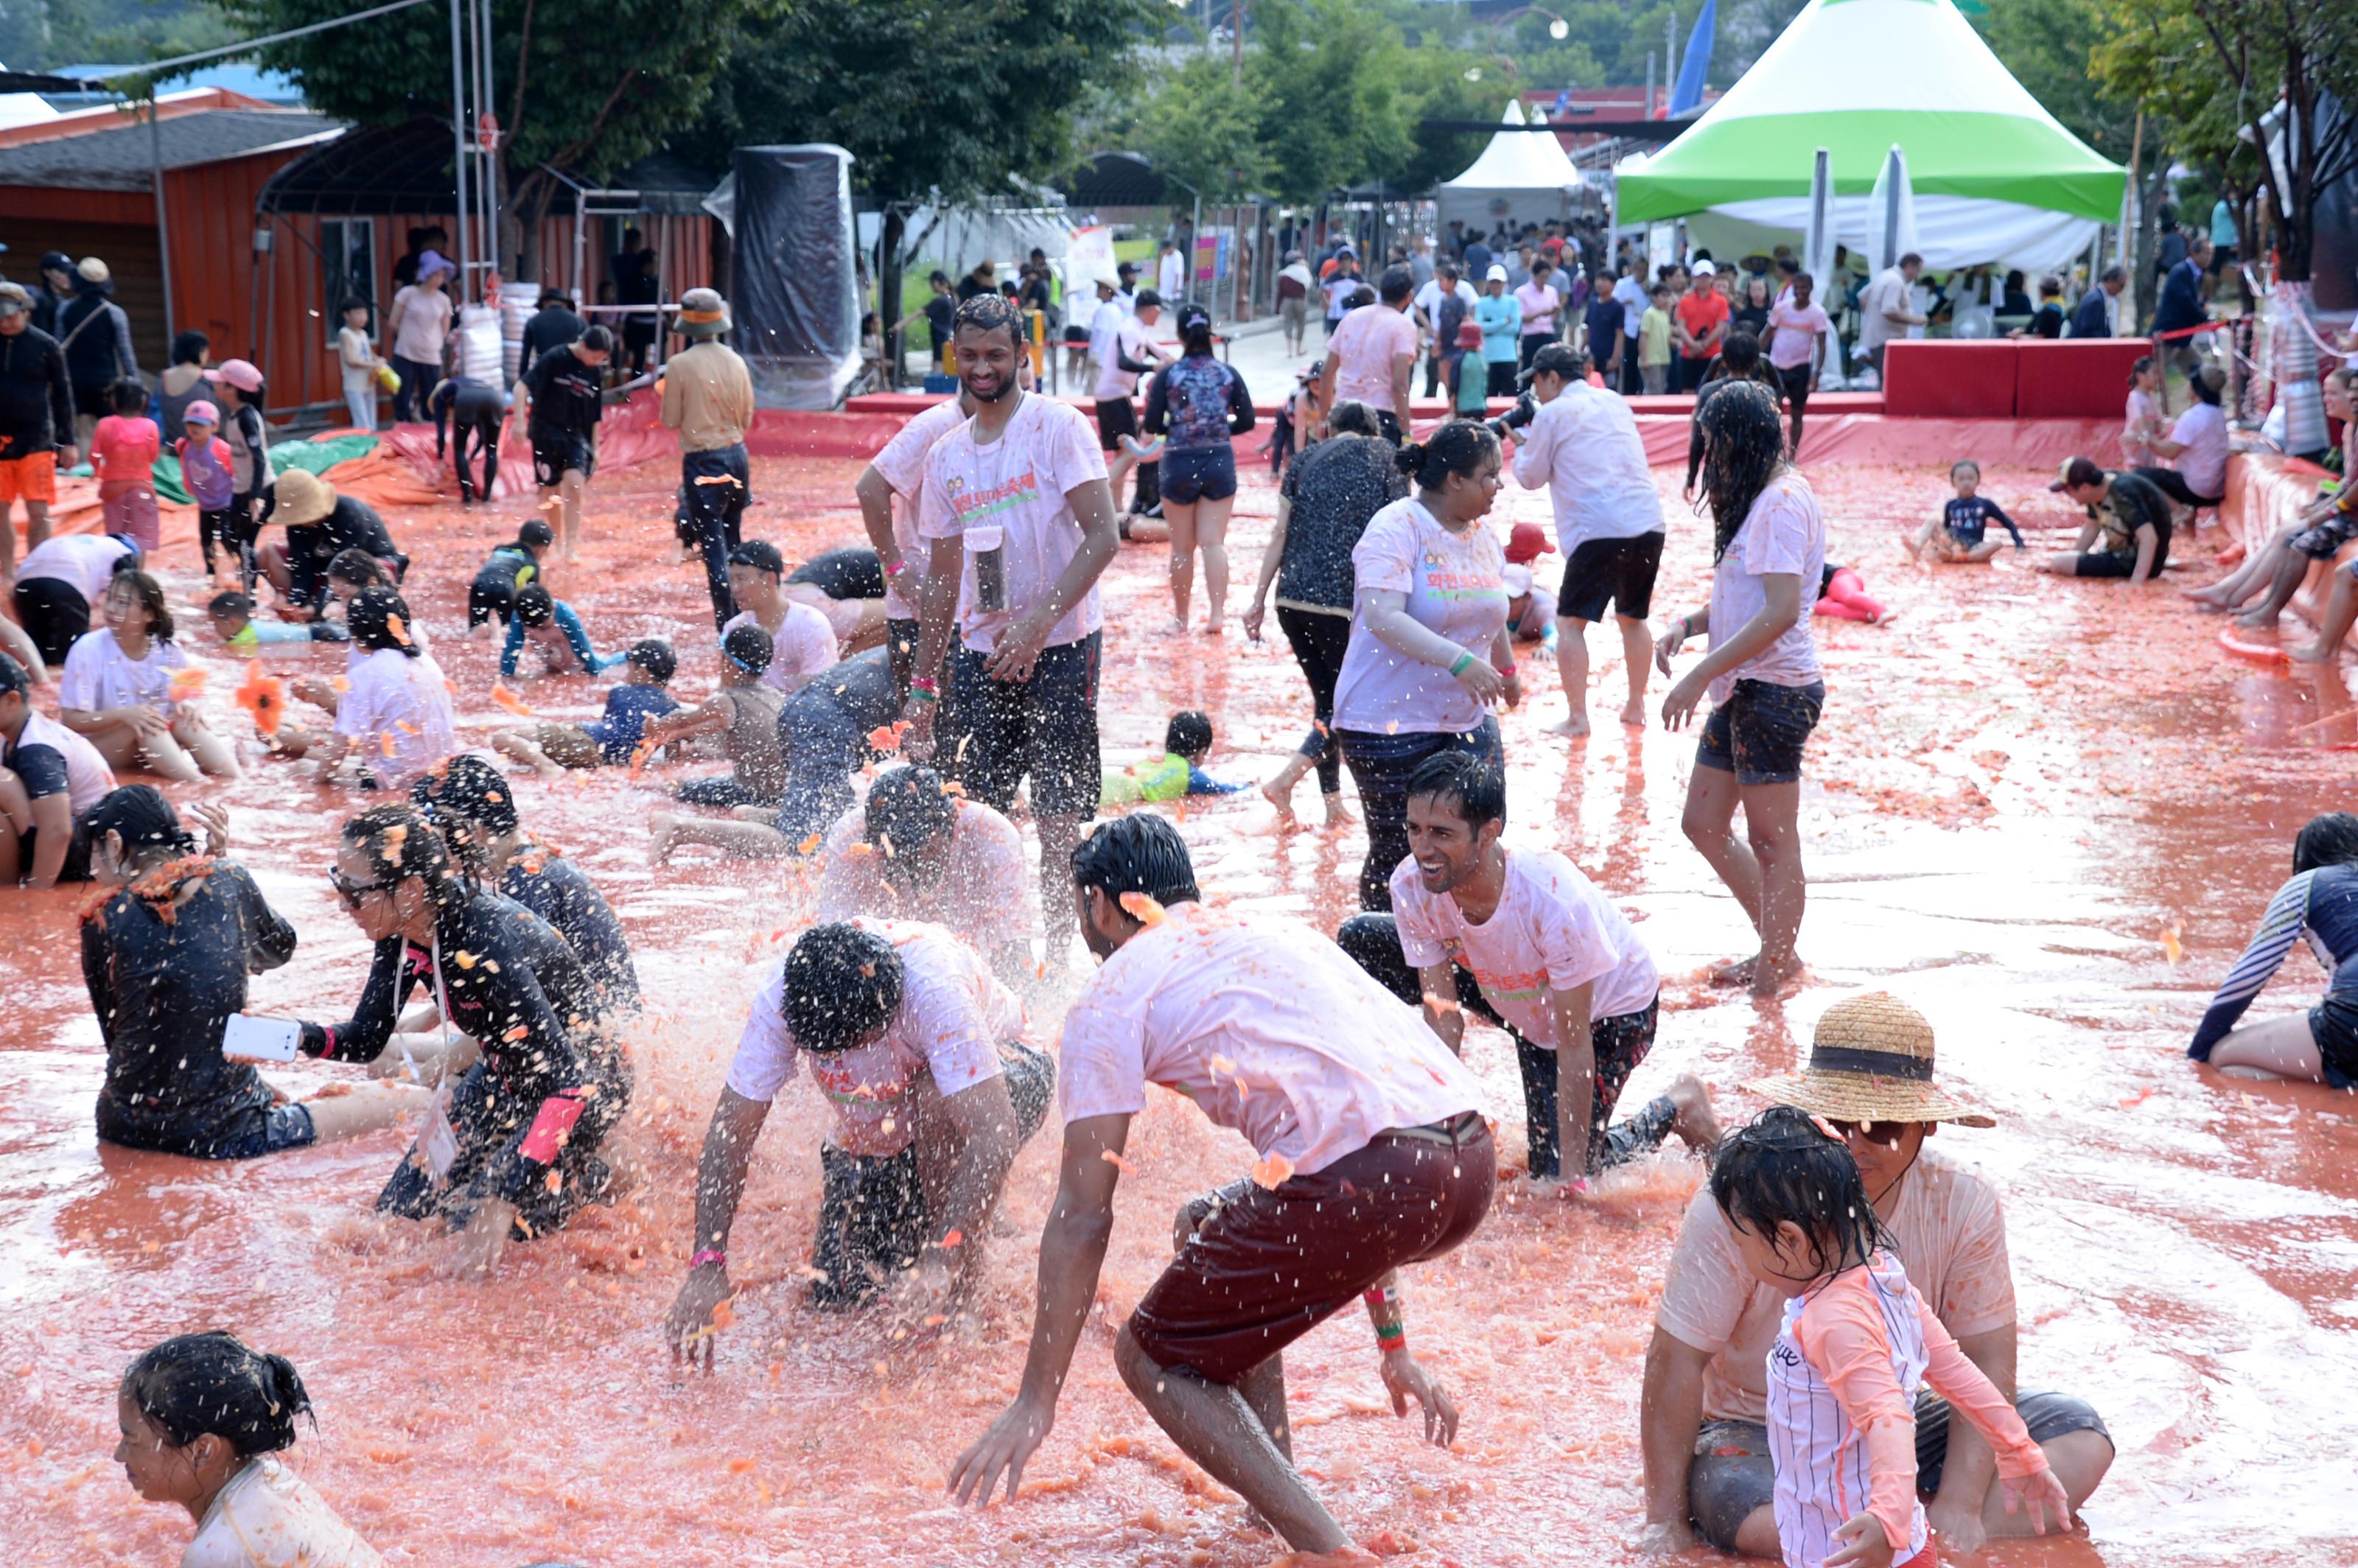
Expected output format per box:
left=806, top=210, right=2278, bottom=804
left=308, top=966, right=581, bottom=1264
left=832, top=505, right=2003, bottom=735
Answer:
left=421, top=1082, right=460, bottom=1183
left=221, top=1013, right=301, bottom=1063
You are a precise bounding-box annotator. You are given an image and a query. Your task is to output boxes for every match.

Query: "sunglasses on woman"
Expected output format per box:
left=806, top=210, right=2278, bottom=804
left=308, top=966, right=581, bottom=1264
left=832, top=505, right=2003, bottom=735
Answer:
left=327, top=868, right=396, bottom=909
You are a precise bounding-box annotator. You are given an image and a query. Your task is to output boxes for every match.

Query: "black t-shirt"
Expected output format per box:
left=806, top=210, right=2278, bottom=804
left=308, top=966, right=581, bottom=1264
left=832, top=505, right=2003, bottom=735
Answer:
left=502, top=845, right=637, bottom=1013
left=2029, top=303, right=2065, bottom=340
left=519, top=306, right=586, bottom=379
left=1276, top=433, right=1408, bottom=611
left=788, top=545, right=886, bottom=601
left=924, top=295, right=956, bottom=354
left=1941, top=495, right=2021, bottom=547
left=791, top=647, right=899, bottom=732
left=2099, top=471, right=2173, bottom=566
left=522, top=346, right=604, bottom=443
left=4, top=740, right=69, bottom=798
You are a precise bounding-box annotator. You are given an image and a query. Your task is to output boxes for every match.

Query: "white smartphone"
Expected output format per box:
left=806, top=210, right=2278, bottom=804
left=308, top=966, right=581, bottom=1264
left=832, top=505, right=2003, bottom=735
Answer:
left=222, top=1013, right=302, bottom=1064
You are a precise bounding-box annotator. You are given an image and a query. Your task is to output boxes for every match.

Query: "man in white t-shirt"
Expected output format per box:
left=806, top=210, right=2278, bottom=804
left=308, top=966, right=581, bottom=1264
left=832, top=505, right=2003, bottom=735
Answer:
left=664, top=918, right=1053, bottom=1345
left=1414, top=263, right=1479, bottom=396
left=854, top=388, right=973, bottom=702
left=1856, top=252, right=1925, bottom=378
left=904, top=293, right=1120, bottom=964
left=1763, top=270, right=1834, bottom=455
left=1338, top=749, right=1719, bottom=1186
left=1612, top=262, right=1652, bottom=394
left=1155, top=238, right=1184, bottom=303
left=1509, top=343, right=1664, bottom=737
left=718, top=539, right=841, bottom=696
left=816, top=763, right=1039, bottom=985
left=0, top=648, right=115, bottom=886
left=1639, top=994, right=2113, bottom=1558
left=1316, top=266, right=1421, bottom=444
left=948, top=816, right=1492, bottom=1556
left=1092, top=288, right=1167, bottom=518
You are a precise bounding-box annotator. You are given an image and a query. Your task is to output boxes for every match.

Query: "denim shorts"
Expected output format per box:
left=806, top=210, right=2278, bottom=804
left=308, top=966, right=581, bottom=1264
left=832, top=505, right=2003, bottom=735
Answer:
left=2290, top=511, right=2358, bottom=560
left=1161, top=446, right=1237, bottom=504
left=1696, top=679, right=1825, bottom=785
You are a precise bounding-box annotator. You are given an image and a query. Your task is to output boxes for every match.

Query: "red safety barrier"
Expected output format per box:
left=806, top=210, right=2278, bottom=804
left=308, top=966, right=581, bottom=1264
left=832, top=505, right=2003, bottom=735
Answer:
left=2015, top=338, right=2150, bottom=420
left=1882, top=340, right=2021, bottom=419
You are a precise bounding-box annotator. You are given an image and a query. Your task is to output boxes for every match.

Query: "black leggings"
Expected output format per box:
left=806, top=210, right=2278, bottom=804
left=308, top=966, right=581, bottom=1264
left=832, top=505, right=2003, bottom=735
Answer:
left=1276, top=605, right=1351, bottom=796
left=452, top=412, right=500, bottom=503
left=1333, top=718, right=1503, bottom=910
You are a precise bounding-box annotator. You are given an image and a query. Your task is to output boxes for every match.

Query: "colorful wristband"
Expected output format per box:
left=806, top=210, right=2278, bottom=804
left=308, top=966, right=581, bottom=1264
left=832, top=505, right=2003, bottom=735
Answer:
left=906, top=687, right=938, bottom=704
left=1448, top=651, right=1474, bottom=677
left=1375, top=1321, right=1407, bottom=1351
left=689, top=1249, right=727, bottom=1269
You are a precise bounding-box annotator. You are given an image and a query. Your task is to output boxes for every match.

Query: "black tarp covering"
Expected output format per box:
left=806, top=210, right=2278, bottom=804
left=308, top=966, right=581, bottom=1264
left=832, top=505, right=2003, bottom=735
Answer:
left=730, top=144, right=859, bottom=410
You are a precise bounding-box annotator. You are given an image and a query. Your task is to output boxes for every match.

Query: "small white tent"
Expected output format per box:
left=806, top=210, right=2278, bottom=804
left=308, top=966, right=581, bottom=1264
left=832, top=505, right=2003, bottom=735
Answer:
left=1437, top=99, right=1584, bottom=237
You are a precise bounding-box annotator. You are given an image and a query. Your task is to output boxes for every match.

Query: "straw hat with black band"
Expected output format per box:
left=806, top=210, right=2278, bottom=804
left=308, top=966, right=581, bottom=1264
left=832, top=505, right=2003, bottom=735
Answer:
left=1744, top=991, right=1995, bottom=1127
left=273, top=468, right=338, bottom=528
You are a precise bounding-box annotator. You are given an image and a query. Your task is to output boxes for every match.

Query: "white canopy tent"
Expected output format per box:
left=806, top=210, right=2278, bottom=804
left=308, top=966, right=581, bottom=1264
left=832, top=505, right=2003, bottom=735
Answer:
left=1436, top=99, right=1585, bottom=237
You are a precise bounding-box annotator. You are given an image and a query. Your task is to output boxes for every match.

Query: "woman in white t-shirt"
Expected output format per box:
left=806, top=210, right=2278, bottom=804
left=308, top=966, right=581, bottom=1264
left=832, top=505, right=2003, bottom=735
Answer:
left=2150, top=364, right=2231, bottom=505
left=60, top=570, right=240, bottom=780
left=306, top=587, right=455, bottom=789
left=1652, top=382, right=1825, bottom=998
left=1331, top=420, right=1517, bottom=908
left=116, top=1331, right=385, bottom=1568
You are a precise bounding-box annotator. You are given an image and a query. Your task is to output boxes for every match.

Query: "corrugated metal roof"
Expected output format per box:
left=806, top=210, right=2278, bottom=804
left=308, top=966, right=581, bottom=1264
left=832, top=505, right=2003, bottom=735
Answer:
left=0, top=109, right=342, bottom=191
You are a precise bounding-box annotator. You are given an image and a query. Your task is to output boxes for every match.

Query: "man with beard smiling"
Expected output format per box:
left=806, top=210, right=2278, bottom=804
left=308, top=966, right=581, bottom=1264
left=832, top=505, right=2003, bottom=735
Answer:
left=1340, top=750, right=1721, bottom=1189
left=900, top=292, right=1119, bottom=965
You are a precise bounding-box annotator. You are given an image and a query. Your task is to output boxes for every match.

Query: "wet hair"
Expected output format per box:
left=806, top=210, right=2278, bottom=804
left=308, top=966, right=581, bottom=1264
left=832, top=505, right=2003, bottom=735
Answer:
left=326, top=548, right=390, bottom=591
left=1164, top=709, right=1214, bottom=758
left=409, top=754, right=521, bottom=875
left=727, top=539, right=783, bottom=578
left=577, top=324, right=615, bottom=355
left=345, top=587, right=420, bottom=657
left=514, top=583, right=556, bottom=628
left=1071, top=813, right=1200, bottom=907
left=952, top=291, right=1025, bottom=351
left=108, top=376, right=147, bottom=416
left=783, top=922, right=903, bottom=1053
left=1178, top=311, right=1215, bottom=358
left=1379, top=265, right=1415, bottom=305
left=722, top=621, right=774, bottom=676
left=864, top=766, right=956, bottom=858
left=1403, top=749, right=1505, bottom=830
left=625, top=637, right=677, bottom=683
left=517, top=519, right=555, bottom=551
left=2293, top=813, right=2358, bottom=873
left=107, top=569, right=174, bottom=643
left=1327, top=399, right=1380, bottom=438
left=1709, top=1106, right=1887, bottom=1279
left=1396, top=419, right=1500, bottom=492
left=343, top=801, right=465, bottom=906
left=0, top=651, right=28, bottom=697
left=208, top=591, right=255, bottom=619
left=1694, top=380, right=1788, bottom=563
left=1716, top=330, right=1762, bottom=377
left=83, top=785, right=197, bottom=858
left=169, top=330, right=209, bottom=367
left=1950, top=458, right=1981, bottom=482
left=2129, top=354, right=2155, bottom=383
left=122, top=1332, right=314, bottom=1459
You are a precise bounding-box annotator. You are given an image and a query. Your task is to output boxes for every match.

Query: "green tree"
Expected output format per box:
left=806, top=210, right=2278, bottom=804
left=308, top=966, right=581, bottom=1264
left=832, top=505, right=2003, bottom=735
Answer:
left=1972, top=0, right=2136, bottom=162
left=223, top=0, right=779, bottom=270
left=1134, top=52, right=1273, bottom=202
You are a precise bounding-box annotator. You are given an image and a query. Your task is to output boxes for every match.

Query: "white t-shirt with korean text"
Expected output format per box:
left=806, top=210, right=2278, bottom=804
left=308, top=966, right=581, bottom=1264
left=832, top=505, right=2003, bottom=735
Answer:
left=1332, top=497, right=1509, bottom=735
left=917, top=392, right=1110, bottom=654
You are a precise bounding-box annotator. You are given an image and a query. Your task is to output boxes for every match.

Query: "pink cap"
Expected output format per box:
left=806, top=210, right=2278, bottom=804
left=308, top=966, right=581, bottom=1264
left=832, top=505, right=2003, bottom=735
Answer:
left=1505, top=522, right=1550, bottom=564
left=182, top=399, right=220, bottom=426
left=204, top=359, right=263, bottom=393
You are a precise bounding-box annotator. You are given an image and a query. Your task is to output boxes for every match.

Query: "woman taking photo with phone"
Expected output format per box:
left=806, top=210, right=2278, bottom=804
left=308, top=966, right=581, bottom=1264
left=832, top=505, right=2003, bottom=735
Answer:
left=80, top=787, right=416, bottom=1159
left=293, top=803, right=633, bottom=1274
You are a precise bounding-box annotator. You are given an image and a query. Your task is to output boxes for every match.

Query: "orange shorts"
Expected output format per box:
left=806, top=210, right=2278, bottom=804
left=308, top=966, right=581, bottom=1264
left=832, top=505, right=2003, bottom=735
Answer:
left=0, top=450, right=57, bottom=505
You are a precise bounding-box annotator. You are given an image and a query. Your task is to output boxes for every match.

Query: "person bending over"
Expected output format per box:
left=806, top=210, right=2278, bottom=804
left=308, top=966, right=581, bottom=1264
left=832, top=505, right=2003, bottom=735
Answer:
left=2033, top=458, right=2169, bottom=584
left=468, top=519, right=553, bottom=634
left=431, top=375, right=505, bottom=506
left=0, top=648, right=115, bottom=886
left=665, top=918, right=1052, bottom=1343
left=264, top=469, right=405, bottom=614
left=948, top=816, right=1492, bottom=1560
left=294, top=804, right=634, bottom=1274
left=783, top=544, right=892, bottom=656
left=1909, top=459, right=2023, bottom=564
left=644, top=620, right=787, bottom=808
left=82, top=786, right=419, bottom=1157
left=1639, top=993, right=2111, bottom=1558
left=2186, top=811, right=2358, bottom=1085
left=116, top=1332, right=385, bottom=1568
left=1338, top=751, right=1720, bottom=1189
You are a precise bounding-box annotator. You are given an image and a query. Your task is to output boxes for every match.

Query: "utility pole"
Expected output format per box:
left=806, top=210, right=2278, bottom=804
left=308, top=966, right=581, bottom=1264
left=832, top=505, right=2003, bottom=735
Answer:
left=1232, top=0, right=1245, bottom=86
left=1643, top=49, right=1655, bottom=120
left=1666, top=10, right=1679, bottom=96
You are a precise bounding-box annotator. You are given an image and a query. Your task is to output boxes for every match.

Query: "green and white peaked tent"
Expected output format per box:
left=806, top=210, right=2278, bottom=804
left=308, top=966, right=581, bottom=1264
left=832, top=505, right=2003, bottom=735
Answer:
left=1614, top=0, right=2124, bottom=270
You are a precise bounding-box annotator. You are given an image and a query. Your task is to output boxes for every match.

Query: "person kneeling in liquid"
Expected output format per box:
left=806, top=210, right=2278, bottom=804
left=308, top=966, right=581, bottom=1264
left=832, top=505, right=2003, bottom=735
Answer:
left=117, top=1331, right=385, bottom=1568
left=666, top=919, right=1052, bottom=1349
left=294, top=804, right=633, bottom=1275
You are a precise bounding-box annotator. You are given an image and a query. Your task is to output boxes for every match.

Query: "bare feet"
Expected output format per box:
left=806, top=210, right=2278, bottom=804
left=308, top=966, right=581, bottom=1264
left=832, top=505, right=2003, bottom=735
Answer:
left=1546, top=712, right=1592, bottom=739
left=1618, top=701, right=1646, bottom=729
left=648, top=812, right=682, bottom=864
left=1320, top=791, right=1354, bottom=829
left=1260, top=779, right=1298, bottom=818
left=1710, top=952, right=1760, bottom=988
left=2289, top=640, right=2340, bottom=665
left=1749, top=953, right=1805, bottom=998
left=2234, top=606, right=2281, bottom=630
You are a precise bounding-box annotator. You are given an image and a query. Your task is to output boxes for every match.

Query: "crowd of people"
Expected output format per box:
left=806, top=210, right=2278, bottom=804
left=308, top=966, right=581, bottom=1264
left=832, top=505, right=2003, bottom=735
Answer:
left=4, top=200, right=2353, bottom=1568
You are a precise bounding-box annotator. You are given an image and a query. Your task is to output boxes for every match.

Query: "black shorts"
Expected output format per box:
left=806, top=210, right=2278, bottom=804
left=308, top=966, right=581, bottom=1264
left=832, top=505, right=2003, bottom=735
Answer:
left=952, top=629, right=1102, bottom=820
left=531, top=433, right=595, bottom=486
left=1776, top=363, right=1813, bottom=410
left=191, top=1102, right=318, bottom=1161
left=1095, top=396, right=1138, bottom=452
left=10, top=575, right=88, bottom=667
left=467, top=568, right=518, bottom=628
left=1686, top=1392, right=2112, bottom=1551
left=1161, top=446, right=1236, bottom=504
left=71, top=382, right=110, bottom=421
left=2306, top=993, right=2358, bottom=1090
left=14, top=811, right=95, bottom=883
left=1696, top=678, right=1825, bottom=786
left=772, top=699, right=867, bottom=844
left=2290, top=513, right=2358, bottom=560
left=1558, top=531, right=1665, bottom=623
left=808, top=1045, right=1055, bottom=1309
left=2071, top=549, right=2142, bottom=578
